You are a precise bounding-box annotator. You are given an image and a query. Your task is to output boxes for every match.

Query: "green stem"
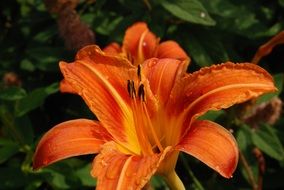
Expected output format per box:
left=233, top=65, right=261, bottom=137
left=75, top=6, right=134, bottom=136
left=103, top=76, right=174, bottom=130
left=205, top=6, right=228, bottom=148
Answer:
left=164, top=171, right=185, bottom=190
left=181, top=154, right=205, bottom=190
left=239, top=151, right=258, bottom=190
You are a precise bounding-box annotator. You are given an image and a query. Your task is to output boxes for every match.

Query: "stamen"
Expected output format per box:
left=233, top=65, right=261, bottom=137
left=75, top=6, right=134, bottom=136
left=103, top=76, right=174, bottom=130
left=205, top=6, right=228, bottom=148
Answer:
left=137, top=64, right=142, bottom=81
left=132, top=98, right=153, bottom=155
left=138, top=84, right=145, bottom=101
left=142, top=102, right=164, bottom=152
left=127, top=80, right=136, bottom=98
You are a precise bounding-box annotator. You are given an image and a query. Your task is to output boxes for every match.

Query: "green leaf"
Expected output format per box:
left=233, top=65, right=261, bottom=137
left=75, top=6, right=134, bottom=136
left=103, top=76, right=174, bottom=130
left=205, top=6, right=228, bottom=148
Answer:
left=15, top=83, right=59, bottom=117
left=198, top=110, right=225, bottom=121
left=257, top=73, right=284, bottom=104
left=236, top=124, right=253, bottom=152
left=42, top=168, right=70, bottom=189
left=0, top=138, right=19, bottom=164
left=93, top=11, right=124, bottom=36
left=75, top=163, right=97, bottom=187
left=236, top=124, right=259, bottom=184
left=0, top=167, right=30, bottom=189
left=252, top=124, right=284, bottom=161
left=0, top=87, right=27, bottom=101
left=160, top=0, right=216, bottom=26
left=14, top=116, right=34, bottom=144
left=20, top=59, right=35, bottom=72
left=150, top=175, right=167, bottom=188
left=26, top=47, right=65, bottom=72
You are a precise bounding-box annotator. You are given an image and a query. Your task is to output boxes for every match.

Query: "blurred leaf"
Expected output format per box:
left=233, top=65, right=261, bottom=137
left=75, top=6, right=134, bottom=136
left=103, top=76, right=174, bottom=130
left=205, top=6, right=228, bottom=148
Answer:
left=0, top=138, right=19, bottom=164
left=200, top=0, right=281, bottom=38
left=42, top=168, right=70, bottom=189
left=150, top=175, right=167, bottom=188
left=0, top=87, right=27, bottom=101
left=0, top=167, right=30, bottom=189
left=198, top=110, right=225, bottom=121
left=236, top=124, right=253, bottom=152
left=183, top=29, right=229, bottom=67
left=75, top=163, right=96, bottom=187
left=32, top=26, right=57, bottom=43
left=236, top=124, right=259, bottom=184
left=252, top=124, right=284, bottom=161
left=256, top=73, right=284, bottom=104
left=15, top=83, right=59, bottom=117
left=184, top=34, right=213, bottom=67
left=20, top=59, right=35, bottom=72
left=160, top=0, right=216, bottom=26
left=26, top=47, right=64, bottom=72
left=279, top=0, right=284, bottom=7
left=93, top=11, right=124, bottom=36
left=14, top=115, right=34, bottom=144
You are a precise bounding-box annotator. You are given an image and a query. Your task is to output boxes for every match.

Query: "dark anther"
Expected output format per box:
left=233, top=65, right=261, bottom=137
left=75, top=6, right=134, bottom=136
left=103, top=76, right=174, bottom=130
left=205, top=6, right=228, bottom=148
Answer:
left=138, top=84, right=145, bottom=101
left=137, top=64, right=141, bottom=81
left=127, top=80, right=136, bottom=98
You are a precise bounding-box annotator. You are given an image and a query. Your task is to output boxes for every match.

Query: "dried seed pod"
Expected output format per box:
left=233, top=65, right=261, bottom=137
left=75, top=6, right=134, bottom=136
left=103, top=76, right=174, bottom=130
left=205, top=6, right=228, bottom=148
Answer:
left=243, top=97, right=282, bottom=128
left=57, top=6, right=95, bottom=50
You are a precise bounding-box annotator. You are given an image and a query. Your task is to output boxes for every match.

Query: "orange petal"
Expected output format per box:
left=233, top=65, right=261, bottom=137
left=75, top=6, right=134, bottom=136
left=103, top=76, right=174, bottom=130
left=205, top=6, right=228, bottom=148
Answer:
left=252, top=31, right=284, bottom=64
left=176, top=120, right=238, bottom=178
left=59, top=79, right=77, bottom=94
left=122, top=22, right=159, bottom=65
left=33, top=119, right=111, bottom=169
left=142, top=58, right=189, bottom=105
left=103, top=42, right=122, bottom=56
left=169, top=62, right=277, bottom=131
left=91, top=142, right=172, bottom=190
left=157, top=40, right=189, bottom=61
left=60, top=45, right=141, bottom=154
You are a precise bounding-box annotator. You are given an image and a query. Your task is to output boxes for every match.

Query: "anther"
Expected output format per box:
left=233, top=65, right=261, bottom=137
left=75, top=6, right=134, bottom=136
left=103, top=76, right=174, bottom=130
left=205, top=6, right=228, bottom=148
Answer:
left=127, top=80, right=136, bottom=98
left=137, top=65, right=141, bottom=81
left=138, top=84, right=145, bottom=101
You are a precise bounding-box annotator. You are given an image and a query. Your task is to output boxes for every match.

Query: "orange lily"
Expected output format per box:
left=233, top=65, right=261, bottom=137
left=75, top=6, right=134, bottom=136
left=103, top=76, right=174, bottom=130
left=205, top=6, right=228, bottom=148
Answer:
left=60, top=22, right=188, bottom=93
left=103, top=22, right=188, bottom=64
left=33, top=45, right=276, bottom=189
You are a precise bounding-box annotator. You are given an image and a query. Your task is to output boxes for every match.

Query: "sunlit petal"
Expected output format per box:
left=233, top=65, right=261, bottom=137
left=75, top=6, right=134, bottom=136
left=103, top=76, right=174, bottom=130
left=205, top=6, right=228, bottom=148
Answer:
left=177, top=120, right=238, bottom=178
left=103, top=42, right=122, bottom=56
left=122, top=22, right=159, bottom=65
left=60, top=45, right=141, bottom=154
left=142, top=58, right=188, bottom=105
left=33, top=119, right=111, bottom=169
left=169, top=62, right=277, bottom=132
left=157, top=40, right=189, bottom=61
left=91, top=142, right=172, bottom=190
left=59, top=79, right=77, bottom=94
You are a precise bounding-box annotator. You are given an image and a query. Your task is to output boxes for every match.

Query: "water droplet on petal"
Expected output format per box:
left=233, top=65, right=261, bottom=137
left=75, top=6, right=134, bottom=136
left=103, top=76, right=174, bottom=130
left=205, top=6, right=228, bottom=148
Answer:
left=148, top=60, right=157, bottom=67
left=200, top=12, right=206, bottom=18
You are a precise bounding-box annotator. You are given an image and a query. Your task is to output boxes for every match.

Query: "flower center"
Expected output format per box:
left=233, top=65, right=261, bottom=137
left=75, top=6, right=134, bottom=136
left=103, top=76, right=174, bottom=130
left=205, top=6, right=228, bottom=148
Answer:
left=126, top=65, right=164, bottom=155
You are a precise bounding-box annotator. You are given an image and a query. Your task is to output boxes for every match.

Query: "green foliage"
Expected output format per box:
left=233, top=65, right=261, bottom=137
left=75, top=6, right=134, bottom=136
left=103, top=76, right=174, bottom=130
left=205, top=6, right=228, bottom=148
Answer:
left=1, top=0, right=284, bottom=189
left=252, top=124, right=284, bottom=161
left=15, top=82, right=59, bottom=117
left=160, top=0, right=216, bottom=26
